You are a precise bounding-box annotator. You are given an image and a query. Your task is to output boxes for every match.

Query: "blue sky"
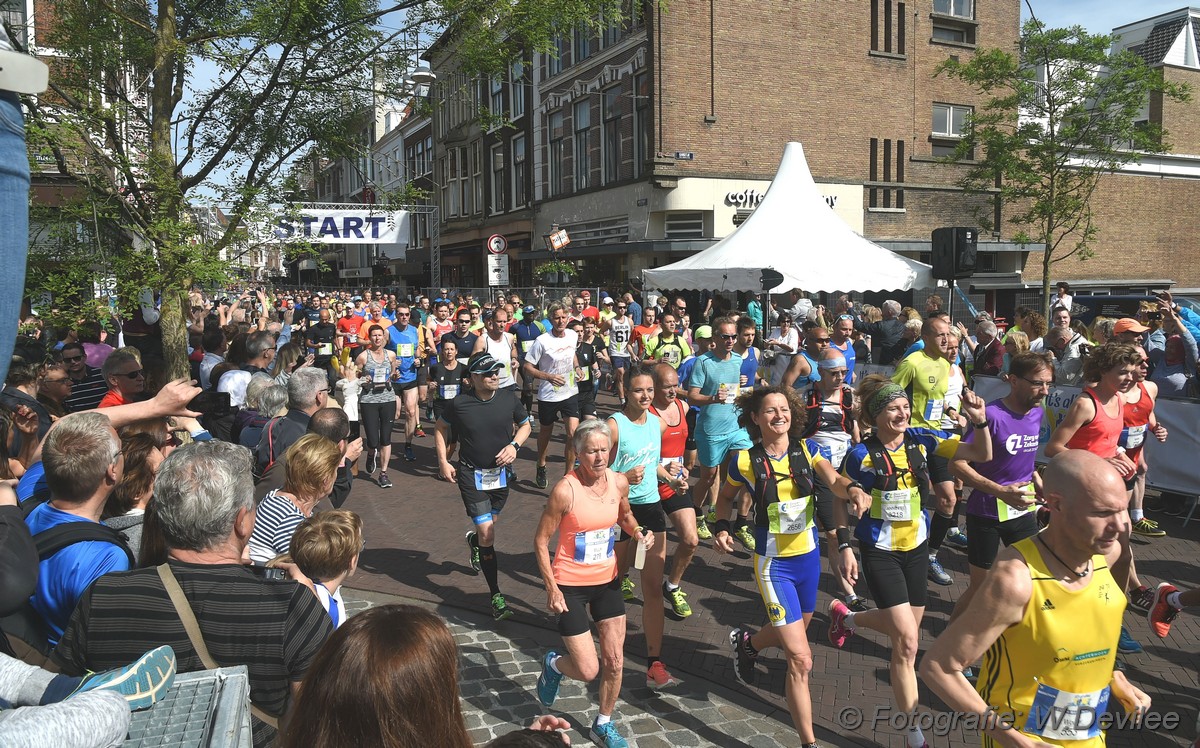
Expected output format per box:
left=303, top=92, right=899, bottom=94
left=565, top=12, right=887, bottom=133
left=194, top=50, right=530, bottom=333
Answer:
left=1025, top=0, right=1190, bottom=34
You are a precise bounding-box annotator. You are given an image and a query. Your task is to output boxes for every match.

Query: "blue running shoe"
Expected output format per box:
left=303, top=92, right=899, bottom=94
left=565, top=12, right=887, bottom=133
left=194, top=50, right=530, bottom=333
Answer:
left=927, top=556, right=953, bottom=586
left=73, top=645, right=177, bottom=711
left=1117, top=626, right=1143, bottom=655
left=589, top=720, right=629, bottom=748
left=536, top=650, right=563, bottom=707
left=945, top=527, right=969, bottom=549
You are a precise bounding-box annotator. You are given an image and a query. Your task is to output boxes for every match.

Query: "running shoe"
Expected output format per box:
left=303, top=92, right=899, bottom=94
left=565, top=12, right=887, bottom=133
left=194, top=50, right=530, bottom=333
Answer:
left=944, top=527, right=969, bottom=549
left=728, top=627, right=758, bottom=685
left=828, top=599, right=854, bottom=649
left=846, top=596, right=871, bottom=613
left=646, top=661, right=678, bottom=690
left=663, top=582, right=692, bottom=618
left=404, top=444, right=416, bottom=462
left=928, top=556, right=953, bottom=586
left=466, top=531, right=481, bottom=572
left=365, top=450, right=377, bottom=475
left=414, top=426, right=427, bottom=438
left=589, top=720, right=629, bottom=748
left=1148, top=582, right=1180, bottom=638
left=491, top=593, right=514, bottom=621
left=73, top=645, right=177, bottom=711
left=696, top=514, right=712, bottom=540
left=1117, top=625, right=1143, bottom=654
left=425, top=405, right=435, bottom=422
left=536, top=465, right=548, bottom=489
left=378, top=472, right=393, bottom=489
left=506, top=465, right=517, bottom=483
left=1131, top=518, right=1166, bottom=538
left=536, top=650, right=563, bottom=707
left=621, top=575, right=636, bottom=601
left=1128, top=585, right=1154, bottom=614
left=734, top=524, right=756, bottom=551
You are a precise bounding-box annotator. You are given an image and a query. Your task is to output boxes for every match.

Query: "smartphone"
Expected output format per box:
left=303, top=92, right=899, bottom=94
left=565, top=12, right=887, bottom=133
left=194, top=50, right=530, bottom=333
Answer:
left=187, top=391, right=231, bottom=417
left=1147, top=312, right=1162, bottom=320
left=248, top=565, right=287, bottom=581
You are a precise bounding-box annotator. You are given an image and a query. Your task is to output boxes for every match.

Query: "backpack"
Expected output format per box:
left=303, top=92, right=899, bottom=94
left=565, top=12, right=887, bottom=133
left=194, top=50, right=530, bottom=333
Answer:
left=746, top=441, right=817, bottom=530
left=801, top=386, right=854, bottom=439
left=862, top=433, right=933, bottom=508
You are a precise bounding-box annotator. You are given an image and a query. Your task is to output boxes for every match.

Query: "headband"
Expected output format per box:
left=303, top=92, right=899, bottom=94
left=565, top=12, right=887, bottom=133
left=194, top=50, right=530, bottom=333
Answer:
left=867, top=383, right=908, bottom=421
left=817, top=356, right=847, bottom=370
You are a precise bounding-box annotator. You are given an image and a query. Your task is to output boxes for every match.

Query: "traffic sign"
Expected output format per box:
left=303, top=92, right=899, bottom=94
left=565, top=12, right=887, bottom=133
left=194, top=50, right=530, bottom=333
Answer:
left=487, top=254, right=509, bottom=286
left=486, top=234, right=508, bottom=254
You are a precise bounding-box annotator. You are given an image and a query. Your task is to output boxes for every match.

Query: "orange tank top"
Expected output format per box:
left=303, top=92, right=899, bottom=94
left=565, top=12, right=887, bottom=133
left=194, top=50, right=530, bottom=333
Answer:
left=1120, top=381, right=1154, bottom=461
left=650, top=399, right=688, bottom=500
left=1064, top=388, right=1122, bottom=459
left=553, top=469, right=621, bottom=587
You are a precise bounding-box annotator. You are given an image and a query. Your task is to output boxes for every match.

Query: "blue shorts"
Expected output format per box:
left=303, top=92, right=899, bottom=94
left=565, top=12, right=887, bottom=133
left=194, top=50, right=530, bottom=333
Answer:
left=610, top=355, right=630, bottom=370
left=754, top=549, right=821, bottom=626
left=695, top=427, right=752, bottom=468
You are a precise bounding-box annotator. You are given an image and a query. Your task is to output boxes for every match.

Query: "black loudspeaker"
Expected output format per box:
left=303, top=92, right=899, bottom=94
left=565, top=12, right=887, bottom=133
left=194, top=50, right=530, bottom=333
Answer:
left=931, top=227, right=978, bottom=280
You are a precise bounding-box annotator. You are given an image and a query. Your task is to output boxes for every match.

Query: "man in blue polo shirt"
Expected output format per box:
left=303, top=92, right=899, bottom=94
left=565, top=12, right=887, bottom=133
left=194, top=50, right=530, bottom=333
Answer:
left=388, top=303, right=422, bottom=461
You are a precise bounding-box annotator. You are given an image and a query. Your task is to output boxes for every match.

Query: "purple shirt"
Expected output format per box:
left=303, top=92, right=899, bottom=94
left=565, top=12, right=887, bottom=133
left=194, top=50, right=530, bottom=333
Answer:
left=964, top=400, right=1042, bottom=520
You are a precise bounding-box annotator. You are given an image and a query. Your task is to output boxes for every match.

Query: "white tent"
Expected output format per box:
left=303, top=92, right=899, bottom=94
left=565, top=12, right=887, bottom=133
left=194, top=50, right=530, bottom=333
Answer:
left=641, top=142, right=935, bottom=293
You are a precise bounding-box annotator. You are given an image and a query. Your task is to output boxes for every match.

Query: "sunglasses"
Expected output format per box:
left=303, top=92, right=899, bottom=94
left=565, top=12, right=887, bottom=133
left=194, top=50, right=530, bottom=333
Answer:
left=118, top=370, right=145, bottom=379
left=719, top=334, right=738, bottom=340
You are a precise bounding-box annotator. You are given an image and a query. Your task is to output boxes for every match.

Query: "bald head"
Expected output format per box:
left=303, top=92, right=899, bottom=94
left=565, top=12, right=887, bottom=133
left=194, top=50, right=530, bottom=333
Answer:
left=1044, top=451, right=1123, bottom=505
left=1043, top=450, right=1129, bottom=556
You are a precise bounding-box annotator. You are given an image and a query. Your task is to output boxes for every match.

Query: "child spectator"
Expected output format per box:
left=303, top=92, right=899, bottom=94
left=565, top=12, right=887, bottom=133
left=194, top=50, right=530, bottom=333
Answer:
left=289, top=510, right=364, bottom=629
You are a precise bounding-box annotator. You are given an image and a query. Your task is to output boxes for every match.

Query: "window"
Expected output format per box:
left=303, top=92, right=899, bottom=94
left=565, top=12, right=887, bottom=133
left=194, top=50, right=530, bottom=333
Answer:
left=932, top=25, right=968, bottom=43
left=933, top=0, right=972, bottom=18
left=603, top=12, right=623, bottom=47
left=512, top=135, right=527, bottom=208
left=491, top=144, right=505, bottom=214
left=574, top=100, right=591, bottom=191
left=603, top=84, right=624, bottom=183
left=510, top=62, right=526, bottom=118
left=870, top=0, right=906, bottom=55
left=547, top=36, right=566, bottom=77
left=574, top=26, right=591, bottom=62
left=932, top=103, right=970, bottom=137
left=423, top=136, right=433, bottom=174
left=472, top=141, right=482, bottom=214
left=490, top=77, right=504, bottom=117
left=664, top=212, right=705, bottom=239
left=625, top=0, right=646, bottom=32
left=549, top=111, right=566, bottom=197
left=633, top=73, right=651, bottom=178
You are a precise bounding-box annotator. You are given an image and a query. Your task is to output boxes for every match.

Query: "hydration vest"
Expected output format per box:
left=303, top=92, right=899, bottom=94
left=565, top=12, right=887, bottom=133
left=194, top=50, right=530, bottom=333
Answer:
left=801, top=386, right=854, bottom=439
left=746, top=441, right=817, bottom=529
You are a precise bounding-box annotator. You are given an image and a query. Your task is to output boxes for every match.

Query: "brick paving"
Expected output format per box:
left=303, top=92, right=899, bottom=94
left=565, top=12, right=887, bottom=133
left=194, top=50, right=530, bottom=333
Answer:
left=338, top=401, right=1199, bottom=747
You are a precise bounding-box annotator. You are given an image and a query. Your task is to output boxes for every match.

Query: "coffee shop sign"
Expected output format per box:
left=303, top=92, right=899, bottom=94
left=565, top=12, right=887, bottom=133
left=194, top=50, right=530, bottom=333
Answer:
left=725, top=189, right=838, bottom=209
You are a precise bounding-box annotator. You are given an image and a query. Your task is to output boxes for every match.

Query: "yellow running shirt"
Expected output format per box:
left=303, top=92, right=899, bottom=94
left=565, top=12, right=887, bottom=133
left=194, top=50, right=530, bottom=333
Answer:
left=891, top=350, right=951, bottom=429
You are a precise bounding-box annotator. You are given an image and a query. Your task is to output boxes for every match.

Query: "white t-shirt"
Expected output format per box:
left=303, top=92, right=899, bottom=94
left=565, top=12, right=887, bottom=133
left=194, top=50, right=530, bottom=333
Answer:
left=525, top=330, right=579, bottom=403
left=766, top=326, right=800, bottom=385
left=483, top=332, right=516, bottom=389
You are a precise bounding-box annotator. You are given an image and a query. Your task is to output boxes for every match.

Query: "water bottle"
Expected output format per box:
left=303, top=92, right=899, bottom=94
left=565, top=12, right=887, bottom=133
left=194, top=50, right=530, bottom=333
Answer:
left=633, top=526, right=647, bottom=570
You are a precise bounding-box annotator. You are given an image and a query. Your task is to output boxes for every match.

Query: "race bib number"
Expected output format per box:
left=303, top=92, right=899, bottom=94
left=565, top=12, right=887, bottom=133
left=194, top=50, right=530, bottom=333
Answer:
left=825, top=442, right=848, bottom=469
left=397, top=343, right=414, bottom=358
left=996, top=483, right=1035, bottom=521
left=573, top=527, right=615, bottom=564
left=875, top=488, right=916, bottom=522
left=661, top=348, right=680, bottom=365
left=924, top=399, right=944, bottom=422
left=554, top=369, right=576, bottom=391
left=317, top=343, right=333, bottom=356
left=767, top=497, right=812, bottom=535
left=474, top=467, right=507, bottom=491
left=611, top=340, right=627, bottom=353
left=440, top=384, right=459, bottom=400
left=578, top=366, right=591, bottom=382
left=1024, top=684, right=1109, bottom=741
left=372, top=366, right=388, bottom=384
left=348, top=334, right=357, bottom=344
left=722, top=384, right=737, bottom=404
left=520, top=340, right=533, bottom=354
left=1119, top=424, right=1146, bottom=450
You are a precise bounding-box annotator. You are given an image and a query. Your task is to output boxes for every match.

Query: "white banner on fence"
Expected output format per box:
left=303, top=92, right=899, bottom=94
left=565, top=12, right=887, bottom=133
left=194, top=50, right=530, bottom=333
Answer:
left=972, top=375, right=1199, bottom=496
left=267, top=210, right=410, bottom=245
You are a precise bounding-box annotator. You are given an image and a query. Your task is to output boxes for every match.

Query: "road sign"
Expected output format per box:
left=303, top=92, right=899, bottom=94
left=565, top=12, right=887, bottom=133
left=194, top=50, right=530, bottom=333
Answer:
left=487, top=254, right=509, bottom=286
left=486, top=234, right=508, bottom=254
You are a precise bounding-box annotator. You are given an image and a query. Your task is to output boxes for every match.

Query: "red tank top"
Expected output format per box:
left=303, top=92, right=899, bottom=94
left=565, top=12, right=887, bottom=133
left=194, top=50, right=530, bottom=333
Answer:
left=552, top=469, right=621, bottom=587
left=1064, top=388, right=1123, bottom=458
left=650, top=399, right=688, bottom=500
left=1121, top=381, right=1154, bottom=460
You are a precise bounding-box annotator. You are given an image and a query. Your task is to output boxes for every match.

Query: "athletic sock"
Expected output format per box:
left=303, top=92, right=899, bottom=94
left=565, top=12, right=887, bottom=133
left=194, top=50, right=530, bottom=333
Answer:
left=479, top=545, right=500, bottom=595
left=844, top=611, right=858, bottom=630
left=549, top=655, right=562, bottom=674
left=735, top=514, right=749, bottom=529
left=665, top=581, right=680, bottom=592
left=845, top=592, right=860, bottom=603
left=929, top=511, right=954, bottom=553
left=907, top=726, right=926, bottom=748
left=594, top=713, right=611, bottom=727
left=1167, top=591, right=1184, bottom=609
left=1130, top=508, right=1144, bottom=522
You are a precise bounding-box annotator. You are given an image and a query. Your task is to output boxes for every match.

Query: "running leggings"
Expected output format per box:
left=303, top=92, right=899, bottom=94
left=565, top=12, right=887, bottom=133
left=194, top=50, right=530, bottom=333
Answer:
left=360, top=401, right=396, bottom=450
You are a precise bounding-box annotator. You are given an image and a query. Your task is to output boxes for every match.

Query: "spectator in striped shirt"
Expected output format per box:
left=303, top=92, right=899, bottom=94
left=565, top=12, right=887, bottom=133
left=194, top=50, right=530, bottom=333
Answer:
left=248, top=433, right=342, bottom=564
left=59, top=343, right=108, bottom=413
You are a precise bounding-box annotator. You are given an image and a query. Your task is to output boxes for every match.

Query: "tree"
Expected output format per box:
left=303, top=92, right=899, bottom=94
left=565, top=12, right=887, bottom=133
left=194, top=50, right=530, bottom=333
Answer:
left=937, top=17, right=1190, bottom=317
left=18, top=0, right=623, bottom=376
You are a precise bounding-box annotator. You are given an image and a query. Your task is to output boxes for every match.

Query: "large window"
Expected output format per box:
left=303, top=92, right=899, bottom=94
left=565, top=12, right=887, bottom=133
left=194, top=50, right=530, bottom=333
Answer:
left=491, top=144, right=505, bottom=214
left=574, top=100, right=591, bottom=191
left=633, top=72, right=651, bottom=178
left=444, top=152, right=459, bottom=216
left=512, top=135, right=528, bottom=209
left=510, top=62, right=526, bottom=118
left=932, top=103, right=970, bottom=137
left=549, top=110, right=566, bottom=197
left=573, top=26, right=591, bottom=62
left=472, top=141, right=482, bottom=214
left=490, top=77, right=504, bottom=117
left=933, top=0, right=972, bottom=17
left=547, top=36, right=567, bottom=77
left=603, top=84, right=624, bottom=184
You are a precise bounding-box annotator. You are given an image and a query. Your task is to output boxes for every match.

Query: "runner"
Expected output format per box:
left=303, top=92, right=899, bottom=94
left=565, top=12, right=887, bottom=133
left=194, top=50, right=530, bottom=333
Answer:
left=829, top=313, right=857, bottom=383
left=781, top=324, right=828, bottom=395
left=436, top=352, right=531, bottom=622
left=632, top=306, right=659, bottom=362
left=947, top=352, right=1049, bottom=629
left=827, top=374, right=992, bottom=748
left=521, top=303, right=581, bottom=489
left=890, top=316, right=960, bottom=586
left=922, top=450, right=1151, bottom=748
left=686, top=317, right=751, bottom=542
left=305, top=308, right=338, bottom=379
left=1121, top=344, right=1169, bottom=541
left=430, top=338, right=466, bottom=469
left=569, top=317, right=604, bottom=421
left=648, top=363, right=699, bottom=619
left=642, top=311, right=692, bottom=369
left=472, top=307, right=519, bottom=393
left=716, top=386, right=869, bottom=748
left=387, top=303, right=421, bottom=462
left=513, top=305, right=545, bottom=414
left=602, top=300, right=635, bottom=405
left=336, top=304, right=364, bottom=366
left=442, top=308, right=479, bottom=367
left=533, top=419, right=650, bottom=748
left=733, top=315, right=764, bottom=389
left=355, top=325, right=398, bottom=488
left=800, top=347, right=865, bottom=610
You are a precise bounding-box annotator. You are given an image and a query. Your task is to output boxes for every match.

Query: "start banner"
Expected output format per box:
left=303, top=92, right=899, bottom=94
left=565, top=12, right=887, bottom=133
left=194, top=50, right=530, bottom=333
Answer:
left=267, top=210, right=410, bottom=245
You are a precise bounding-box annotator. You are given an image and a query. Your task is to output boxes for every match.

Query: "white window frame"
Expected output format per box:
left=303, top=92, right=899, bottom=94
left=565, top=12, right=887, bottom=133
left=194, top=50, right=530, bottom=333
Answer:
left=933, top=0, right=972, bottom=18
left=512, top=134, right=527, bottom=209
left=932, top=103, right=971, bottom=138
left=510, top=62, right=526, bottom=118
left=491, top=143, right=505, bottom=214
left=574, top=100, right=591, bottom=191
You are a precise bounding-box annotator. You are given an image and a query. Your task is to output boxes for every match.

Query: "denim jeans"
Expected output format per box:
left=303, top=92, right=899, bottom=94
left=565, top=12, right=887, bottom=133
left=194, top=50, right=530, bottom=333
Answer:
left=0, top=91, right=29, bottom=384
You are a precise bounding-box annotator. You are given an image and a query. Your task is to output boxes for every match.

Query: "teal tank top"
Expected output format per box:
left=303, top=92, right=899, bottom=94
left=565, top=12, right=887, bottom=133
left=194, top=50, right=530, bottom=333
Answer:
left=608, top=412, right=662, bottom=505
